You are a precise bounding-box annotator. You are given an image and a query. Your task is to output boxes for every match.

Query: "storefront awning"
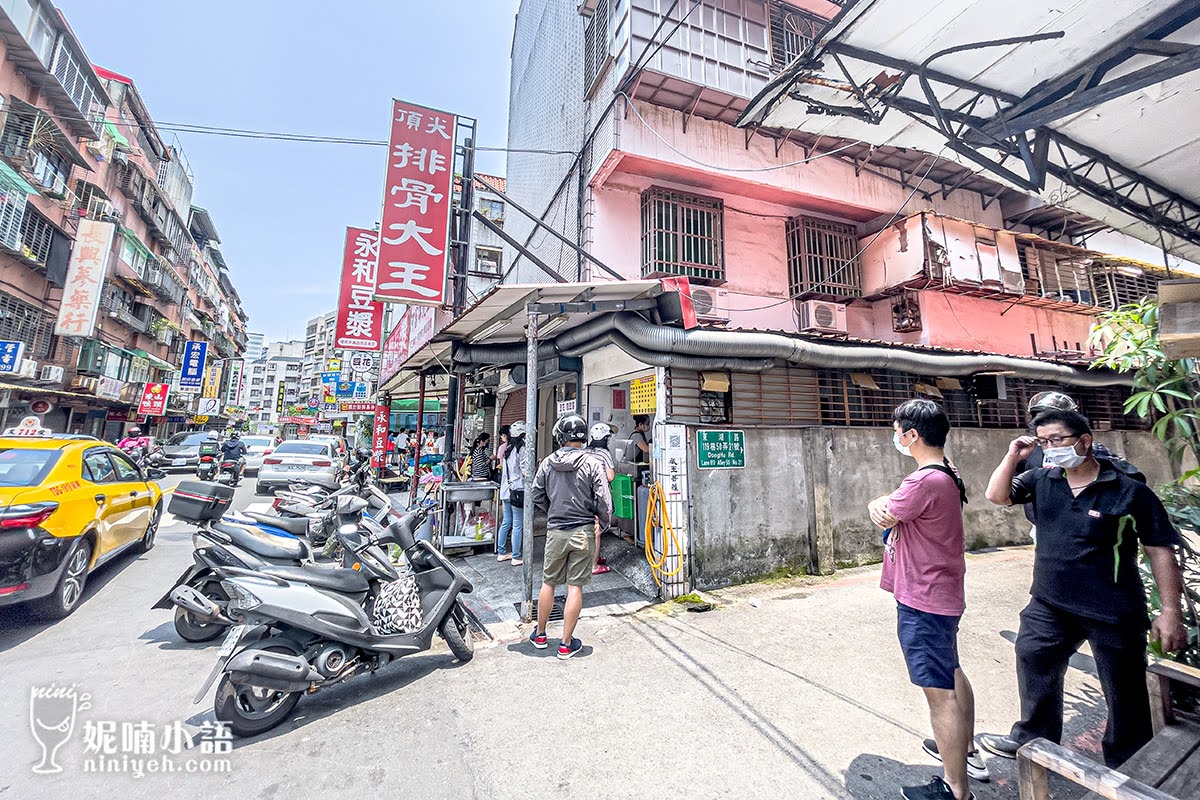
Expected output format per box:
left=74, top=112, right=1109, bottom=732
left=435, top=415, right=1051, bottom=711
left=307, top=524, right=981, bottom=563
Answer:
left=392, top=398, right=442, bottom=412
left=378, top=280, right=665, bottom=394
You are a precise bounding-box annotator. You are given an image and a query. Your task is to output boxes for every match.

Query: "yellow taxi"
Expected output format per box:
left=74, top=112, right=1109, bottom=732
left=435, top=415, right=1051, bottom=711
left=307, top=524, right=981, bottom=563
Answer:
left=0, top=416, right=165, bottom=619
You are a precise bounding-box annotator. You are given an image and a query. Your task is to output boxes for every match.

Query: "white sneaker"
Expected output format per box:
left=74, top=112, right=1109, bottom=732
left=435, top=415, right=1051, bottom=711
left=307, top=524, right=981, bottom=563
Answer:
left=922, top=739, right=990, bottom=782
left=497, top=554, right=511, bottom=562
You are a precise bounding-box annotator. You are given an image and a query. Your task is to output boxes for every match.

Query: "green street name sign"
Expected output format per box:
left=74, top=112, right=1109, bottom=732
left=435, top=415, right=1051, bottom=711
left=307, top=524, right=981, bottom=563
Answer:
left=697, top=429, right=746, bottom=469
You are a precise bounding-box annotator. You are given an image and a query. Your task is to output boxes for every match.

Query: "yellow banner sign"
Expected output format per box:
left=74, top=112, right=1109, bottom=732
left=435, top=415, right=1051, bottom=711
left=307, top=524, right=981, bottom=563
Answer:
left=629, top=375, right=656, bottom=416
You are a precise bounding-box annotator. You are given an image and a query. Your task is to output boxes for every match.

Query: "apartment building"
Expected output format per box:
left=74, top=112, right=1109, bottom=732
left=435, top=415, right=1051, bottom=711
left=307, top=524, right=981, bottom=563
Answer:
left=488, top=0, right=1186, bottom=587
left=244, top=338, right=303, bottom=433
left=0, top=0, right=247, bottom=437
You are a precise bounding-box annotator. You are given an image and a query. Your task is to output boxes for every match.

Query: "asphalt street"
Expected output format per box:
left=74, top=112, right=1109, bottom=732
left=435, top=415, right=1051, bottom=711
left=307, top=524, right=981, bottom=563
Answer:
left=0, top=481, right=1104, bottom=800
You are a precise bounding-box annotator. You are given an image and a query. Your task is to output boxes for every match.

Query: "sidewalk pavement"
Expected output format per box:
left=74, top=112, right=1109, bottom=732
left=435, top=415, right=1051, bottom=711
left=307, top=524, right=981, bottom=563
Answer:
left=2, top=545, right=1107, bottom=800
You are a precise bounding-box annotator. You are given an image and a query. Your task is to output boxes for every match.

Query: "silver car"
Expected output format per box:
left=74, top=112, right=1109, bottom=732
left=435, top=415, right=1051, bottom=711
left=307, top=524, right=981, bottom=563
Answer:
left=240, top=436, right=276, bottom=476
left=255, top=440, right=340, bottom=494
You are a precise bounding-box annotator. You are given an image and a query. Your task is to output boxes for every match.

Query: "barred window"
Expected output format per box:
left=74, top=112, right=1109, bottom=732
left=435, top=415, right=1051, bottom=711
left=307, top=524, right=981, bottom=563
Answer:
left=0, top=170, right=29, bottom=251
left=1092, top=266, right=1161, bottom=310
left=641, top=187, right=724, bottom=283
left=583, top=0, right=610, bottom=96
left=769, top=1, right=825, bottom=68
left=1021, top=244, right=1093, bottom=304
left=19, top=207, right=55, bottom=265
left=0, top=290, right=54, bottom=359
left=474, top=247, right=502, bottom=276
left=786, top=215, right=861, bottom=299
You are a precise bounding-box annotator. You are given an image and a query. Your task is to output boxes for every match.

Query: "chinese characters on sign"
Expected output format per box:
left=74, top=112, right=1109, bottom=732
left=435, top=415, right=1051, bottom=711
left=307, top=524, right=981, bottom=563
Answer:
left=224, top=359, right=244, bottom=407
left=371, top=403, right=389, bottom=467
left=334, top=228, right=384, bottom=350
left=0, top=340, right=24, bottom=374
left=136, top=383, right=170, bottom=416
left=178, top=342, right=207, bottom=395
left=275, top=381, right=287, bottom=414
left=54, top=220, right=115, bottom=338
left=696, top=429, right=746, bottom=469
left=339, top=401, right=376, bottom=413
left=375, top=100, right=458, bottom=306
left=629, top=376, right=656, bottom=416
left=201, top=361, right=223, bottom=398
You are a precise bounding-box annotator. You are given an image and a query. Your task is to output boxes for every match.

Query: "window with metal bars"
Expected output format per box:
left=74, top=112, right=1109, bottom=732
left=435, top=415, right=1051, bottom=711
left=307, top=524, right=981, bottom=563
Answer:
left=786, top=215, right=861, bottom=298
left=641, top=187, right=725, bottom=283
left=1021, top=244, right=1094, bottom=304
left=18, top=207, right=54, bottom=264
left=0, top=290, right=54, bottom=359
left=583, top=0, right=610, bottom=97
left=1092, top=267, right=1161, bottom=310
left=666, top=368, right=820, bottom=425
left=769, top=1, right=826, bottom=68
left=0, top=170, right=29, bottom=251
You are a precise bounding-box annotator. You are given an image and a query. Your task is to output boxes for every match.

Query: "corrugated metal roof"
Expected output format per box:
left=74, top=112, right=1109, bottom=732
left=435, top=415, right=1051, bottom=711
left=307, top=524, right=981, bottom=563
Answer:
left=740, top=0, right=1200, bottom=264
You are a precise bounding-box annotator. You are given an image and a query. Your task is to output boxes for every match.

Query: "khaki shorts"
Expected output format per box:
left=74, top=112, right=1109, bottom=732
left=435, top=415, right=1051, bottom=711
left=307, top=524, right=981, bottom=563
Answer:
left=542, top=524, right=596, bottom=587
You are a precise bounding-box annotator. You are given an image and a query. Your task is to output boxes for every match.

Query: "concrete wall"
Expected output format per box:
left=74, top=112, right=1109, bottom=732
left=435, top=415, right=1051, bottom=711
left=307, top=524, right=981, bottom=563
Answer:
left=688, top=425, right=1182, bottom=589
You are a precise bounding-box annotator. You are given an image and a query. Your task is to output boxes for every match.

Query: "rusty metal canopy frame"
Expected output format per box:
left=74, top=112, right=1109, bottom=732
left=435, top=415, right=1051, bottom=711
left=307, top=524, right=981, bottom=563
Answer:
left=739, top=0, right=1200, bottom=263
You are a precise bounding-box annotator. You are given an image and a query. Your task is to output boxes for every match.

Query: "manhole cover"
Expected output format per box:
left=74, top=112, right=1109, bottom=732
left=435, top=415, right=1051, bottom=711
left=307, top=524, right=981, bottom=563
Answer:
left=518, top=596, right=565, bottom=621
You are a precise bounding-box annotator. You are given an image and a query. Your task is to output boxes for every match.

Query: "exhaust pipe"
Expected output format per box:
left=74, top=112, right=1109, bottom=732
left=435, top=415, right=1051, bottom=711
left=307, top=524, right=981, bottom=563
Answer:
left=226, top=649, right=323, bottom=691
left=170, top=584, right=228, bottom=623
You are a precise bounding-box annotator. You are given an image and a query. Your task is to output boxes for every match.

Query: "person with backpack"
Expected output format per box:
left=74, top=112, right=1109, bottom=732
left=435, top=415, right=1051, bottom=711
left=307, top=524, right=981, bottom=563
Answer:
left=528, top=414, right=613, bottom=660
left=867, top=399, right=980, bottom=800
left=496, top=422, right=527, bottom=566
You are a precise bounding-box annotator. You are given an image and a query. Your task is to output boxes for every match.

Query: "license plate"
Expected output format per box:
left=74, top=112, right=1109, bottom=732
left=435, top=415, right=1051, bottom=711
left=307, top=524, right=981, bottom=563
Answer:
left=172, top=458, right=186, bottom=466
left=217, top=624, right=246, bottom=657
left=194, top=624, right=246, bottom=704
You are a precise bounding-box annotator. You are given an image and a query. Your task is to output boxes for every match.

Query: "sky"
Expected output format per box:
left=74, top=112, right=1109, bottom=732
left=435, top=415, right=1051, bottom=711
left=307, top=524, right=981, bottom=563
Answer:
left=58, top=0, right=520, bottom=342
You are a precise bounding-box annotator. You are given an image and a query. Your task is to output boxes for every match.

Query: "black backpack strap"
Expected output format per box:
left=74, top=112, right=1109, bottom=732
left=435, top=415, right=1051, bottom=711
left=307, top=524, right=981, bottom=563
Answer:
left=919, top=459, right=968, bottom=506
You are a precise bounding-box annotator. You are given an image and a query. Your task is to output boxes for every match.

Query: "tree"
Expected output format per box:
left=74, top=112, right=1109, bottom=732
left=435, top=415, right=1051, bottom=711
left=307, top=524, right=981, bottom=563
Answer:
left=1090, top=300, right=1200, bottom=672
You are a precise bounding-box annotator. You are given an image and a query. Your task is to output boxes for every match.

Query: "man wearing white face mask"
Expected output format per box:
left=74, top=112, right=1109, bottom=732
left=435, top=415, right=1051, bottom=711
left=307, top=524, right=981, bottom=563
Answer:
left=981, top=408, right=1186, bottom=768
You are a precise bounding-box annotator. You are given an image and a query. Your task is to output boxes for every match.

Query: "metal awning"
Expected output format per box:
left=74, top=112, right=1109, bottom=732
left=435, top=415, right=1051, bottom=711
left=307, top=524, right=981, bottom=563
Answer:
left=129, top=349, right=175, bottom=372
left=7, top=97, right=93, bottom=171
left=739, top=0, right=1200, bottom=264
left=378, top=280, right=665, bottom=394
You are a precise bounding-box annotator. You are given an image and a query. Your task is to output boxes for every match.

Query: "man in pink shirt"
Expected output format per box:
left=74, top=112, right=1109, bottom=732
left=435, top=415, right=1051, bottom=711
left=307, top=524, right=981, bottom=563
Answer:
left=868, top=399, right=980, bottom=800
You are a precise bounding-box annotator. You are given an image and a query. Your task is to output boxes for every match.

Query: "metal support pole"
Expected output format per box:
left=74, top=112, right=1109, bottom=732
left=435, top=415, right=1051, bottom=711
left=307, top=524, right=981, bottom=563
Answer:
left=411, top=372, right=427, bottom=507
left=520, top=309, right=539, bottom=621
left=444, top=375, right=459, bottom=475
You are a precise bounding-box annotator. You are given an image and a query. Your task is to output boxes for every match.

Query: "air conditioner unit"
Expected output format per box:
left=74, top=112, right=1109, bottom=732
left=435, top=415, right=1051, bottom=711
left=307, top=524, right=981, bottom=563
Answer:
left=691, top=287, right=730, bottom=322
left=16, top=359, right=38, bottom=379
left=38, top=365, right=64, bottom=383
left=797, top=299, right=848, bottom=334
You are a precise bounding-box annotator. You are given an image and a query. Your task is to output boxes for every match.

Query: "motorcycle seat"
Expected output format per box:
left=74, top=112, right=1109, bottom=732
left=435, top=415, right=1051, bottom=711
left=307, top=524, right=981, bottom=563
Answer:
left=211, top=521, right=307, bottom=561
left=243, top=512, right=309, bottom=537
left=260, top=564, right=369, bottom=594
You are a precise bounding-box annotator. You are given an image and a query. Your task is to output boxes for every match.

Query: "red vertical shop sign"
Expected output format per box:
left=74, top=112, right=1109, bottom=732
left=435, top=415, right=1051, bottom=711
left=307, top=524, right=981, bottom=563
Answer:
left=371, top=403, right=390, bottom=468
left=375, top=100, right=458, bottom=307
left=333, top=227, right=384, bottom=351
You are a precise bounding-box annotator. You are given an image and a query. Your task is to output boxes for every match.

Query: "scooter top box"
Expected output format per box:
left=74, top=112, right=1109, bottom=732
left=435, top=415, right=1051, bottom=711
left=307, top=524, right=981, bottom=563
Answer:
left=168, top=481, right=235, bottom=522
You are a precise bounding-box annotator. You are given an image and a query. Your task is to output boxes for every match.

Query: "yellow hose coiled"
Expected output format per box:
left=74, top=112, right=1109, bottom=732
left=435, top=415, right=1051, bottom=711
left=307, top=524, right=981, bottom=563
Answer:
left=644, top=482, right=684, bottom=587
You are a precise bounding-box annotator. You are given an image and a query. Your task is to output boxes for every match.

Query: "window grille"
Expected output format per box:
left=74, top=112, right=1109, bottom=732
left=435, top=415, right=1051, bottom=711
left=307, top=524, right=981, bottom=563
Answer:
left=666, top=368, right=820, bottom=425
left=769, top=1, right=825, bottom=69
left=0, top=290, right=54, bottom=359
left=583, top=0, right=610, bottom=96
left=50, top=39, right=101, bottom=126
left=474, top=247, right=502, bottom=276
left=0, top=170, right=29, bottom=251
left=1021, top=244, right=1094, bottom=304
left=641, top=187, right=725, bottom=283
left=1092, top=267, right=1161, bottom=310
left=786, top=215, right=860, bottom=298
left=19, top=208, right=54, bottom=264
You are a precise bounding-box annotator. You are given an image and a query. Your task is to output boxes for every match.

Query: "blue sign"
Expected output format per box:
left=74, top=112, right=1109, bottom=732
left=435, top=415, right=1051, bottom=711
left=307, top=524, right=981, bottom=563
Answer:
left=167, top=415, right=187, bottom=423
left=179, top=341, right=208, bottom=393
left=320, top=371, right=340, bottom=386
left=0, top=341, right=24, bottom=373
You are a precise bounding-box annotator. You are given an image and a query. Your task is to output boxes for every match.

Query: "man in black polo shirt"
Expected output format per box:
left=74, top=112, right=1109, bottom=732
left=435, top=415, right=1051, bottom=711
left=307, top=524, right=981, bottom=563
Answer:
left=980, top=409, right=1186, bottom=767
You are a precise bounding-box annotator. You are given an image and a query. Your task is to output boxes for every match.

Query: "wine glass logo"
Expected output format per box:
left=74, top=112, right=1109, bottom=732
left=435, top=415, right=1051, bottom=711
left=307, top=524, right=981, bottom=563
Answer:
left=29, top=684, right=91, bottom=774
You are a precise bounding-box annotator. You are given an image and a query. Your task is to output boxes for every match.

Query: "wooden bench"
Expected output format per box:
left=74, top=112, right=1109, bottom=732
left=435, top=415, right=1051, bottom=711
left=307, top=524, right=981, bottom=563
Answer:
left=1017, top=659, right=1200, bottom=800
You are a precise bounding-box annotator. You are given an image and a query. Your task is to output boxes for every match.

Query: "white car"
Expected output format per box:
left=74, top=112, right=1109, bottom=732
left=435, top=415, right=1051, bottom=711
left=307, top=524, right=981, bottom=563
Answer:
left=240, top=436, right=276, bottom=476
left=255, top=440, right=340, bottom=494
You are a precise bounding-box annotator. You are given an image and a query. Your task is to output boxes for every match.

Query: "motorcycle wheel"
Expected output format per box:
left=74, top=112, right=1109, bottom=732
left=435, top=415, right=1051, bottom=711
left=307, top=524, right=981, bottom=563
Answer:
left=173, top=580, right=228, bottom=642
left=214, top=644, right=303, bottom=737
left=439, top=602, right=474, bottom=662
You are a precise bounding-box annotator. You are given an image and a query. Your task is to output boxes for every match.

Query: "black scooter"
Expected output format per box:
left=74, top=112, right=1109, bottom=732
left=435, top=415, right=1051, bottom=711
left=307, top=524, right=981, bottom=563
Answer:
left=173, top=498, right=478, bottom=737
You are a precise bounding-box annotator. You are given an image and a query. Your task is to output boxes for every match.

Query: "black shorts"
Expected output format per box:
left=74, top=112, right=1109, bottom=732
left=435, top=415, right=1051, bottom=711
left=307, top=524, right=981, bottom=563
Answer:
left=896, top=602, right=961, bottom=690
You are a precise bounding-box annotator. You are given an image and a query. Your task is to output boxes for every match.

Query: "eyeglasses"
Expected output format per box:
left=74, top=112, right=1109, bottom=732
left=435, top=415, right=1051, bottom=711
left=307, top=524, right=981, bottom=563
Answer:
left=1034, top=435, right=1080, bottom=448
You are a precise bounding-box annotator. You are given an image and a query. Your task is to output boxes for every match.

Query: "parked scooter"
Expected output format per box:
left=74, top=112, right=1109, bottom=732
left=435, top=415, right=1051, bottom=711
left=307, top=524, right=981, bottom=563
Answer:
left=154, top=482, right=337, bottom=642
left=196, top=440, right=220, bottom=482
left=174, top=496, right=475, bottom=737
left=216, top=457, right=245, bottom=487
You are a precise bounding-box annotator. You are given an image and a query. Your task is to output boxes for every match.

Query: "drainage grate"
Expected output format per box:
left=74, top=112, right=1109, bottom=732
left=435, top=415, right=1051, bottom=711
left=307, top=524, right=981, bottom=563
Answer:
left=518, top=596, right=565, bottom=622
